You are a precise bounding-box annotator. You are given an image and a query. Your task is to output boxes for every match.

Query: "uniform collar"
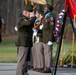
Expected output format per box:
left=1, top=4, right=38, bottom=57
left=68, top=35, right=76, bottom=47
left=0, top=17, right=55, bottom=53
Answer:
left=35, top=18, right=40, bottom=23
left=45, top=12, right=51, bottom=18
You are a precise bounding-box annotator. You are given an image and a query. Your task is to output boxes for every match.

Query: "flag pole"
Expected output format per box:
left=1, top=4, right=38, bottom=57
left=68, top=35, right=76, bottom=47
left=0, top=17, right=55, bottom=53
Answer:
left=59, top=35, right=64, bottom=67
left=71, top=32, right=74, bottom=68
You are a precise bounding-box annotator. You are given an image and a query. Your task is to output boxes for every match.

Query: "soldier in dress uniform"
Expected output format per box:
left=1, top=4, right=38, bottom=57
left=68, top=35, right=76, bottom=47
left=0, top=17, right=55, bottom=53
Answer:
left=31, top=10, right=41, bottom=71
left=36, top=11, right=45, bottom=72
left=16, top=4, right=34, bottom=75
left=0, top=16, right=5, bottom=44
left=32, top=10, right=45, bottom=72
left=42, top=4, right=55, bottom=73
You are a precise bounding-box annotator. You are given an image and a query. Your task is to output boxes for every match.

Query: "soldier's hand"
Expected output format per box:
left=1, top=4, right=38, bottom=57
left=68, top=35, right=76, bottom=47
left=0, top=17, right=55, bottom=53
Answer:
left=48, top=41, right=53, bottom=46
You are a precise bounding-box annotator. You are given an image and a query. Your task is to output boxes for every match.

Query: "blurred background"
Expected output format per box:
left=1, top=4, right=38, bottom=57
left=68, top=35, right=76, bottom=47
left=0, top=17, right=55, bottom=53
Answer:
left=0, top=0, right=76, bottom=67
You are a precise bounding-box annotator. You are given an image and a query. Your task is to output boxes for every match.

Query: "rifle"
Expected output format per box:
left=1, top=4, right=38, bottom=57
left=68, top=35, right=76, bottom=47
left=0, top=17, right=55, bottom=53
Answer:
left=53, top=0, right=60, bottom=8
left=34, top=1, right=60, bottom=30
left=33, top=4, right=38, bottom=10
left=34, top=16, right=45, bottom=30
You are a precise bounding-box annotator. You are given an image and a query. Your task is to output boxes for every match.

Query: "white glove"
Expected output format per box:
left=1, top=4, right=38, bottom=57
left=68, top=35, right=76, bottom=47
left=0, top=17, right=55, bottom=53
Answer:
left=14, top=26, right=18, bottom=31
left=39, top=24, right=43, bottom=30
left=32, top=28, right=38, bottom=32
left=48, top=41, right=53, bottom=46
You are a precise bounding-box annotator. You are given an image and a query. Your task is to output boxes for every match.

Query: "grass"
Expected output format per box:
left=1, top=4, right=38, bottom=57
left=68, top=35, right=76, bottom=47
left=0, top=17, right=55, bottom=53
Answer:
left=53, top=41, right=76, bottom=64
left=0, top=53, right=17, bottom=63
left=0, top=38, right=17, bottom=63
left=0, top=38, right=76, bottom=64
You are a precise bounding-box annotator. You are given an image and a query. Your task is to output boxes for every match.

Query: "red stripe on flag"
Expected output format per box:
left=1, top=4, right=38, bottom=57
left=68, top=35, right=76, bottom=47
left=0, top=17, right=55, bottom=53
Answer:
left=64, top=0, right=76, bottom=19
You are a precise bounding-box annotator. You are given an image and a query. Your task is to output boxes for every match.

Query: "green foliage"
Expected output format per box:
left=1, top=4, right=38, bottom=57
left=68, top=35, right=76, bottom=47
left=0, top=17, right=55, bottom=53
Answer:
left=0, top=38, right=76, bottom=65
left=47, top=0, right=52, bottom=5
left=63, top=54, right=76, bottom=64
left=53, top=41, right=76, bottom=65
left=0, top=54, right=17, bottom=63
left=0, top=38, right=17, bottom=63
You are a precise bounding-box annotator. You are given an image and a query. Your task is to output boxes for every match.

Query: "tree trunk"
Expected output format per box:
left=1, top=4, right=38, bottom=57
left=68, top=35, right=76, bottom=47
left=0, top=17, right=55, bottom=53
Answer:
left=0, top=0, right=24, bottom=35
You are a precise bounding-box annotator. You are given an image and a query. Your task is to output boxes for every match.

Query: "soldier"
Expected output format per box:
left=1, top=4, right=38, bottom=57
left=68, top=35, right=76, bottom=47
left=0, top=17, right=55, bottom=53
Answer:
left=16, top=4, right=34, bottom=75
left=32, top=10, right=45, bottom=72
left=27, top=10, right=36, bottom=70
left=0, top=16, right=5, bottom=44
left=32, top=10, right=41, bottom=71
left=42, top=4, right=55, bottom=73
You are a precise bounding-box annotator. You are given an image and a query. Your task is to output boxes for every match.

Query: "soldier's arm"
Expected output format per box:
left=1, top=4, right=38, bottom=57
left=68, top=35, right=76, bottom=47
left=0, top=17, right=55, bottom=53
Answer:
left=20, top=18, right=32, bottom=26
left=17, top=18, right=32, bottom=28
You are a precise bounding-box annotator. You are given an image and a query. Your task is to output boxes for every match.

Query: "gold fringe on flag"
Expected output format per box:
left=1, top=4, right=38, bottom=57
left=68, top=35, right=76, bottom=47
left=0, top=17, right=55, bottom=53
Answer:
left=34, top=0, right=46, bottom=5
left=28, top=0, right=46, bottom=5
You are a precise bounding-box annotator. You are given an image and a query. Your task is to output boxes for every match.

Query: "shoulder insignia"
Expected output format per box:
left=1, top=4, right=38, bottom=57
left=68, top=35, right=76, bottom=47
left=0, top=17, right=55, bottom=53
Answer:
left=50, top=16, right=54, bottom=20
left=51, top=22, right=54, bottom=25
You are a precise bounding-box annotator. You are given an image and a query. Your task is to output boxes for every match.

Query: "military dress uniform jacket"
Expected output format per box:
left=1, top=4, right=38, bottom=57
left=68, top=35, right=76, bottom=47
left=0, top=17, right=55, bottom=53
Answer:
left=16, top=15, right=34, bottom=47
left=42, top=14, right=55, bottom=43
left=33, top=18, right=43, bottom=43
left=37, top=19, right=44, bottom=42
